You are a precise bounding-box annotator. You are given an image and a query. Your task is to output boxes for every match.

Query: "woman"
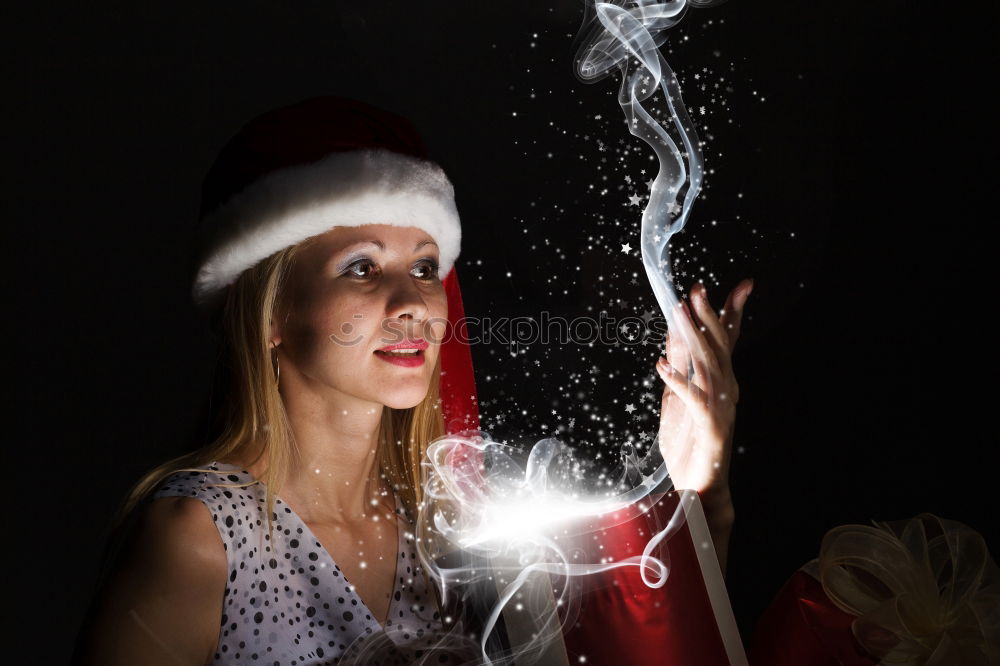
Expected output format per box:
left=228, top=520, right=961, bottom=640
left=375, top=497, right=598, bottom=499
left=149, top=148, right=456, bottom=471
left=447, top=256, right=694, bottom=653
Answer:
left=73, top=96, right=752, bottom=665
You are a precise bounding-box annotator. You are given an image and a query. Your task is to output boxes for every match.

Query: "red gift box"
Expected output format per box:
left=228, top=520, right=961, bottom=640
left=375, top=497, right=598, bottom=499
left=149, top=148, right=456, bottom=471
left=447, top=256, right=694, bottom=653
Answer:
left=748, top=569, right=877, bottom=666
left=438, top=268, right=748, bottom=665
left=559, top=490, right=748, bottom=665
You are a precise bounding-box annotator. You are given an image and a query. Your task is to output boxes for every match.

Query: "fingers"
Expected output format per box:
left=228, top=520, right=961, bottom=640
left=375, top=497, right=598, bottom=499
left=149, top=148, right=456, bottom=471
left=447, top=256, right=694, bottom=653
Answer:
left=663, top=281, right=751, bottom=409
left=666, top=320, right=688, bottom=374
left=657, top=358, right=699, bottom=474
left=670, top=297, right=721, bottom=385
left=689, top=282, right=734, bottom=370
left=719, top=278, right=753, bottom=349
left=656, top=357, right=710, bottom=426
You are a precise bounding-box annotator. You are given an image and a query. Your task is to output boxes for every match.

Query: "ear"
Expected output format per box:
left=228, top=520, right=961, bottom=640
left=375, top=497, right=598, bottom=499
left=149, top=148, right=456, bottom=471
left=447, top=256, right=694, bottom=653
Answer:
left=268, top=312, right=284, bottom=348
left=269, top=283, right=294, bottom=346
left=268, top=316, right=283, bottom=347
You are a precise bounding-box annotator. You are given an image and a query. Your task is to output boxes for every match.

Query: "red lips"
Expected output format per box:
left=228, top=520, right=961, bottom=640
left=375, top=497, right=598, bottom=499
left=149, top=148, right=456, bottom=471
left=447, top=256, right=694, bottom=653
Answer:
left=376, top=339, right=429, bottom=352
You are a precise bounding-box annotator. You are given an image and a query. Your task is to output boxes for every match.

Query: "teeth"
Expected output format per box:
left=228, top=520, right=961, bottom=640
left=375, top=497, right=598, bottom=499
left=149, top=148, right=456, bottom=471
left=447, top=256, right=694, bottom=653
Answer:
left=380, top=349, right=420, bottom=356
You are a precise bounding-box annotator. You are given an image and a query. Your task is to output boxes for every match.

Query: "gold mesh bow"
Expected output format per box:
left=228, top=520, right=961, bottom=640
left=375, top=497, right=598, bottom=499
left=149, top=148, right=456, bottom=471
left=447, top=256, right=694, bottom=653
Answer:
left=801, top=513, right=1000, bottom=665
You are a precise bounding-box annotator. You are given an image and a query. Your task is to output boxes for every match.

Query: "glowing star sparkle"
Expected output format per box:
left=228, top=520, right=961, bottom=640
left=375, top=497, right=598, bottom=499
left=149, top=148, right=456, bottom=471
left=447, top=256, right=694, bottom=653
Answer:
left=385, top=2, right=736, bottom=665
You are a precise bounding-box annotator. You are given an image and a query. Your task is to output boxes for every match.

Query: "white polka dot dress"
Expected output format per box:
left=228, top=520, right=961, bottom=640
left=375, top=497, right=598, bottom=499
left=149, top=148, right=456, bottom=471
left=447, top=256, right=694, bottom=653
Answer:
left=150, top=461, right=450, bottom=665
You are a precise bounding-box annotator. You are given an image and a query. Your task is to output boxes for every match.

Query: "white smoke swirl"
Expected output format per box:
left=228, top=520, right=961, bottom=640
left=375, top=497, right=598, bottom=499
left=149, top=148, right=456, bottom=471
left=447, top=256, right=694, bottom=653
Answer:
left=345, top=2, right=729, bottom=664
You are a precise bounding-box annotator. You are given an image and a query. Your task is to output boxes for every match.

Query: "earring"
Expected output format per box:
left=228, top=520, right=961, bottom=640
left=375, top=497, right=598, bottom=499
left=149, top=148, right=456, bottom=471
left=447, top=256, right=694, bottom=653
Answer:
left=271, top=342, right=280, bottom=387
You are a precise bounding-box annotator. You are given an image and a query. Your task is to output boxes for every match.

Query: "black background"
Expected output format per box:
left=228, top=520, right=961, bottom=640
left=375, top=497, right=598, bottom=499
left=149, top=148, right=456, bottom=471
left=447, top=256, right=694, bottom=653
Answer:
left=6, top=1, right=994, bottom=661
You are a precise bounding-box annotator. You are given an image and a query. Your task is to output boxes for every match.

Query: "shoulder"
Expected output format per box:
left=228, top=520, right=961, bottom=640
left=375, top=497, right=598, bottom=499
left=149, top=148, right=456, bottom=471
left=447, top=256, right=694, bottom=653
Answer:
left=139, top=494, right=229, bottom=569
left=151, top=464, right=225, bottom=499
left=152, top=463, right=261, bottom=510
left=73, top=496, right=227, bottom=665
left=116, top=496, right=229, bottom=605
left=137, top=465, right=239, bottom=593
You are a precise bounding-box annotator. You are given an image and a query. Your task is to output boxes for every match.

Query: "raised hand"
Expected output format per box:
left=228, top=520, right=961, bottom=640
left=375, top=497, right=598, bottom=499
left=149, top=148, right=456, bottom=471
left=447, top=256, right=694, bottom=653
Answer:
left=655, top=279, right=753, bottom=513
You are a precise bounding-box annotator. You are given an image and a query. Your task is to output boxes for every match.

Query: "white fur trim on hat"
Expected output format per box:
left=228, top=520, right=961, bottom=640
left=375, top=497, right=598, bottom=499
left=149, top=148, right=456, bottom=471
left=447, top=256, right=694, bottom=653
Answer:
left=192, top=148, right=461, bottom=307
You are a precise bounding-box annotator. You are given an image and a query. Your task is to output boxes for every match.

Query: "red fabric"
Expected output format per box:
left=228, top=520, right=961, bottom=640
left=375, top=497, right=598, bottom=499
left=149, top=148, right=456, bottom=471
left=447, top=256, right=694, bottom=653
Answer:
left=200, top=96, right=429, bottom=219
left=748, top=570, right=877, bottom=666
left=439, top=267, right=480, bottom=434
left=560, top=495, right=733, bottom=665
left=437, top=276, right=739, bottom=662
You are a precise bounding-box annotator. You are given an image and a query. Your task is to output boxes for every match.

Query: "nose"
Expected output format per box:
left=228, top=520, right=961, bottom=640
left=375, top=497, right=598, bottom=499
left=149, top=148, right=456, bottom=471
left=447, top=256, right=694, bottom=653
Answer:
left=383, top=272, right=430, bottom=336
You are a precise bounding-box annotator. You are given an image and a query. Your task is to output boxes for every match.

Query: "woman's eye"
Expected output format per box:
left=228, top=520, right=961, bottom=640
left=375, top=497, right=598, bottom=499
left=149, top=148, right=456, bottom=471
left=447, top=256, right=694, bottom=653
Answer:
left=413, top=259, right=440, bottom=280
left=343, top=258, right=438, bottom=280
left=345, top=259, right=378, bottom=279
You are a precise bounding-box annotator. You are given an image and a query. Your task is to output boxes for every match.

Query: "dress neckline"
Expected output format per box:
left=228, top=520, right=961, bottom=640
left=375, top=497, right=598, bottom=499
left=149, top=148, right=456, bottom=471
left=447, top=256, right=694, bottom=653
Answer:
left=208, top=460, right=406, bottom=629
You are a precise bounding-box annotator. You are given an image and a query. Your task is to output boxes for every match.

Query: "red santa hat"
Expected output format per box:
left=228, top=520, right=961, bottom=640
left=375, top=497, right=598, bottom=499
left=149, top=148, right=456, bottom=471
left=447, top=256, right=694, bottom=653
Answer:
left=191, top=95, right=479, bottom=432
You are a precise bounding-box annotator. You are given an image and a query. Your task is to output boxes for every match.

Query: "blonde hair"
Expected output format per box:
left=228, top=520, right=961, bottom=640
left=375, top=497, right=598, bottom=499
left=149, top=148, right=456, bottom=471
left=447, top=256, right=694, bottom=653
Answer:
left=110, top=237, right=444, bottom=544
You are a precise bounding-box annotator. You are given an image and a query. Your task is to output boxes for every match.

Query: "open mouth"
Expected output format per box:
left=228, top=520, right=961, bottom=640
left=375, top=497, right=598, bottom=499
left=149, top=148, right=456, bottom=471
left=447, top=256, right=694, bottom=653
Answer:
left=373, top=348, right=426, bottom=366
left=373, top=349, right=423, bottom=358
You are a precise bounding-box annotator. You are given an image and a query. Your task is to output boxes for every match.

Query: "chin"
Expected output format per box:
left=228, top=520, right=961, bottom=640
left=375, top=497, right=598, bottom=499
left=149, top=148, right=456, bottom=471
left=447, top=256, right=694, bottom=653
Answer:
left=383, top=395, right=429, bottom=410
left=380, top=383, right=432, bottom=411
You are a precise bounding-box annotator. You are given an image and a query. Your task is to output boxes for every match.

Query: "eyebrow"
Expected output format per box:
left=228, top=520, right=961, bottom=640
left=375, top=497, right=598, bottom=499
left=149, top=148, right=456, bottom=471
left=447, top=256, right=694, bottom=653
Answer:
left=345, top=239, right=438, bottom=252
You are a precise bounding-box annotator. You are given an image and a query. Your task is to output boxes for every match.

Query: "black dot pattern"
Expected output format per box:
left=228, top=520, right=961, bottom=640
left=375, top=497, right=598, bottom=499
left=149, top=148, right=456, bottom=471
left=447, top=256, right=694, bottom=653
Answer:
left=151, top=461, right=444, bottom=665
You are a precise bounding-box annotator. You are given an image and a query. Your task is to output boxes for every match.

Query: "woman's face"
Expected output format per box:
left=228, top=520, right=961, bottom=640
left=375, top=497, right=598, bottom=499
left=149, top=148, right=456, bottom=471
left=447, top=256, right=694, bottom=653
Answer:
left=273, top=223, right=448, bottom=410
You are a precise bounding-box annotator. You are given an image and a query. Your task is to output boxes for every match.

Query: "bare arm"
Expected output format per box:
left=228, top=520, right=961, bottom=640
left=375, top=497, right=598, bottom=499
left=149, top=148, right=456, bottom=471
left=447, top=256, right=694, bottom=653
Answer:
left=702, top=490, right=735, bottom=576
left=73, top=497, right=228, bottom=666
